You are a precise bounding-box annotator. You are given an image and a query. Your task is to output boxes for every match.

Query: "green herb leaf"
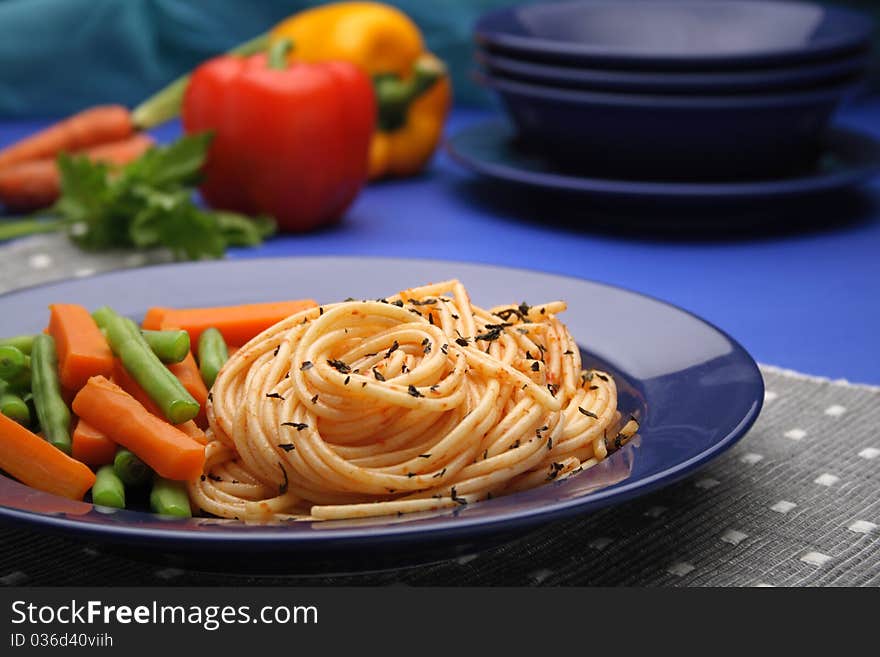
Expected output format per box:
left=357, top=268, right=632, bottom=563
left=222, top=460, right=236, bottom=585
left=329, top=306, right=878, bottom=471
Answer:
left=20, top=132, right=275, bottom=261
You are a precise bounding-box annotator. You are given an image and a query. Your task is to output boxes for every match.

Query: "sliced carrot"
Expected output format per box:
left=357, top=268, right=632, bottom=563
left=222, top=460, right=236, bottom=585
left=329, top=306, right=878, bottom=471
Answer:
left=0, top=105, right=133, bottom=171
left=71, top=418, right=117, bottom=467
left=111, top=358, right=163, bottom=417
left=167, top=353, right=209, bottom=428
left=0, top=412, right=96, bottom=500
left=48, top=303, right=114, bottom=391
left=146, top=299, right=317, bottom=346
left=141, top=307, right=168, bottom=331
left=178, top=420, right=207, bottom=445
left=72, top=376, right=205, bottom=482
left=0, top=133, right=154, bottom=211
left=111, top=359, right=206, bottom=438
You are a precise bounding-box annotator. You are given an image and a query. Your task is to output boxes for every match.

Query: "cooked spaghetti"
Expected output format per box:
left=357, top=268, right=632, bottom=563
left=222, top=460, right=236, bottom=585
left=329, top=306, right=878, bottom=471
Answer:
left=190, top=280, right=638, bottom=522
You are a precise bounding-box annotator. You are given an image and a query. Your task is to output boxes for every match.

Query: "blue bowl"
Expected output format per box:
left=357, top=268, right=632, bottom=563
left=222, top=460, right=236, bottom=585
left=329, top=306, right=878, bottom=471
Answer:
left=475, top=48, right=869, bottom=94
left=478, top=71, right=858, bottom=180
left=475, top=0, right=873, bottom=69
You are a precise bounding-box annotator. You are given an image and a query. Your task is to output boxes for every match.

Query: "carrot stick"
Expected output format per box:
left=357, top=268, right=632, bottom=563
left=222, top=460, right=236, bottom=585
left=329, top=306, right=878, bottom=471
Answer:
left=178, top=420, right=208, bottom=445
left=111, top=358, right=163, bottom=417
left=111, top=358, right=206, bottom=441
left=71, top=418, right=117, bottom=467
left=48, top=303, right=114, bottom=391
left=167, top=353, right=209, bottom=427
left=0, top=411, right=96, bottom=500
left=0, top=105, right=133, bottom=171
left=141, top=307, right=168, bottom=331
left=72, top=376, right=205, bottom=482
left=147, top=299, right=317, bottom=346
left=0, top=133, right=154, bottom=211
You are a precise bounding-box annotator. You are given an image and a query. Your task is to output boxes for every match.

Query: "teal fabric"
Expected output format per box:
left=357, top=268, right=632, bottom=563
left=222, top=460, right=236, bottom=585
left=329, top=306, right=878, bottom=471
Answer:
left=0, top=0, right=507, bottom=117
left=0, top=0, right=876, bottom=117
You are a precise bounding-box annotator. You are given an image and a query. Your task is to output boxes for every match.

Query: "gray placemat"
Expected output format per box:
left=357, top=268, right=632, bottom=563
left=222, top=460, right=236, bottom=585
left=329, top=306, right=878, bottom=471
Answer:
left=0, top=236, right=877, bottom=586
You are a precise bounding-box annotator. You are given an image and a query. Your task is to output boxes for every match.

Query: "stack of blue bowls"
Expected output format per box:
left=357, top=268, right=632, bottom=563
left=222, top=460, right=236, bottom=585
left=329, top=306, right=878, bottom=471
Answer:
left=473, top=0, right=874, bottom=181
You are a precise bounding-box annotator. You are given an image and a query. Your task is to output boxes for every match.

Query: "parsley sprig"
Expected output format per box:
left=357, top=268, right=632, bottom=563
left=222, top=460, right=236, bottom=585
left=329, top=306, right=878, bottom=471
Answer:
left=0, top=133, right=274, bottom=260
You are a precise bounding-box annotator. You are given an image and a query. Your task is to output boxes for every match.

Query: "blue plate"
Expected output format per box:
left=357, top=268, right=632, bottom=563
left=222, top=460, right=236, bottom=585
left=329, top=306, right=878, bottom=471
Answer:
left=475, top=48, right=869, bottom=94
left=446, top=119, right=880, bottom=204
left=0, top=257, right=762, bottom=562
left=475, top=0, right=873, bottom=69
left=478, top=72, right=858, bottom=180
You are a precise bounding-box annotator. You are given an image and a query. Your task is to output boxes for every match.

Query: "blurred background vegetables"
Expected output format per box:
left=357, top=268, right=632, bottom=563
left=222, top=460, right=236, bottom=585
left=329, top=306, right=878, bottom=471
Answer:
left=182, top=38, right=376, bottom=232
left=0, top=1, right=455, bottom=251
left=0, top=133, right=276, bottom=258
left=269, top=2, right=452, bottom=179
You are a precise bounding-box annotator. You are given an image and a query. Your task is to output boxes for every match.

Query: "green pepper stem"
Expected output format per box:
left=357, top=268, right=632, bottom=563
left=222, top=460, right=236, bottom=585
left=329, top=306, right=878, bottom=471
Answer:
left=375, top=54, right=446, bottom=132
left=132, top=32, right=270, bottom=130
left=267, top=38, right=294, bottom=70
left=0, top=217, right=66, bottom=242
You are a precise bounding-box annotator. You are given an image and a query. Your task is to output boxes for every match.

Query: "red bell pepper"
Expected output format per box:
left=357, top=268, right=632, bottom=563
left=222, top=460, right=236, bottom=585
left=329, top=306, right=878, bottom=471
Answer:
left=182, top=40, right=376, bottom=232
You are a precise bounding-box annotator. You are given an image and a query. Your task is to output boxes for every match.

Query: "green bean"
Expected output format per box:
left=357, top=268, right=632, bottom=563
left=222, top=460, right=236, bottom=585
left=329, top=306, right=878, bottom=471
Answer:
left=0, top=380, right=30, bottom=426
left=5, top=366, right=32, bottom=396
left=0, top=345, right=28, bottom=381
left=0, top=393, right=30, bottom=425
left=30, top=334, right=71, bottom=453
left=197, top=327, right=228, bottom=388
left=150, top=477, right=192, bottom=517
left=113, top=448, right=152, bottom=487
left=93, top=306, right=199, bottom=424
left=0, top=335, right=35, bottom=355
left=92, top=465, right=126, bottom=509
left=141, top=329, right=190, bottom=364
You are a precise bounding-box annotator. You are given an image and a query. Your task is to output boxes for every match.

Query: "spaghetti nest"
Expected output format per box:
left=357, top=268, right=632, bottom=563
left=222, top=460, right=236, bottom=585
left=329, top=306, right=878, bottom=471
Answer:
left=190, top=280, right=638, bottom=522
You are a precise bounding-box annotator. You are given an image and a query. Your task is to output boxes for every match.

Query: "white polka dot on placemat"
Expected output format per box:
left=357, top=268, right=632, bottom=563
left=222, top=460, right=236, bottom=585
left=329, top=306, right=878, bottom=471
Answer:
left=28, top=253, right=52, bottom=269
left=741, top=453, right=764, bottom=465
left=800, top=551, right=832, bottom=567
left=643, top=505, right=668, bottom=518
left=784, top=428, right=807, bottom=441
left=0, top=571, right=28, bottom=586
left=824, top=405, right=847, bottom=417
left=588, top=537, right=614, bottom=550
left=754, top=582, right=775, bottom=587
left=529, top=569, right=553, bottom=584
left=720, top=529, right=748, bottom=546
left=124, top=253, right=148, bottom=268
left=666, top=562, right=695, bottom=577
left=74, top=267, right=96, bottom=278
left=858, top=447, right=879, bottom=460
left=771, top=500, right=797, bottom=514
left=847, top=520, right=877, bottom=534
left=154, top=568, right=184, bottom=580
left=764, top=390, right=778, bottom=403
left=694, top=478, right=720, bottom=490
left=814, top=473, right=840, bottom=487
left=455, top=553, right=479, bottom=566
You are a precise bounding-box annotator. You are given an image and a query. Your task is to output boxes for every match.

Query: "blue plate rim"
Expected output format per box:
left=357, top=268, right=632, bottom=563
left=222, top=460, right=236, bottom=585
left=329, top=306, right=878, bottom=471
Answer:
left=444, top=119, right=880, bottom=200
left=475, top=48, right=870, bottom=89
left=474, top=0, right=874, bottom=66
left=477, top=70, right=858, bottom=108
left=0, top=255, right=763, bottom=547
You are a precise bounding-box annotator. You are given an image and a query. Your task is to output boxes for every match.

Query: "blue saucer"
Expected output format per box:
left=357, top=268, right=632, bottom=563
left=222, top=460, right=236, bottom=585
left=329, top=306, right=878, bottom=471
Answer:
left=445, top=119, right=880, bottom=204
left=475, top=49, right=869, bottom=94
left=475, top=0, right=874, bottom=69
left=0, top=257, right=762, bottom=563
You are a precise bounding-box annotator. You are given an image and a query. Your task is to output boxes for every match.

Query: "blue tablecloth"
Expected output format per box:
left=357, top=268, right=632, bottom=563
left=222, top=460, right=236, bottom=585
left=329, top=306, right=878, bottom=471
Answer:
left=2, top=98, right=879, bottom=384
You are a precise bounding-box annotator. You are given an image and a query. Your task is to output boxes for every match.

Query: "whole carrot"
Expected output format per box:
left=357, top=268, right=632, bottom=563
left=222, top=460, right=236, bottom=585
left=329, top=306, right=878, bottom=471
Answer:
left=0, top=105, right=133, bottom=171
left=0, top=134, right=155, bottom=211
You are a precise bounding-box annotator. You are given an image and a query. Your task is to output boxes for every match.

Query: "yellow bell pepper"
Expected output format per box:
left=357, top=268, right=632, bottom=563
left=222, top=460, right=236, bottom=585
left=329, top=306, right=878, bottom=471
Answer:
left=270, top=2, right=452, bottom=180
